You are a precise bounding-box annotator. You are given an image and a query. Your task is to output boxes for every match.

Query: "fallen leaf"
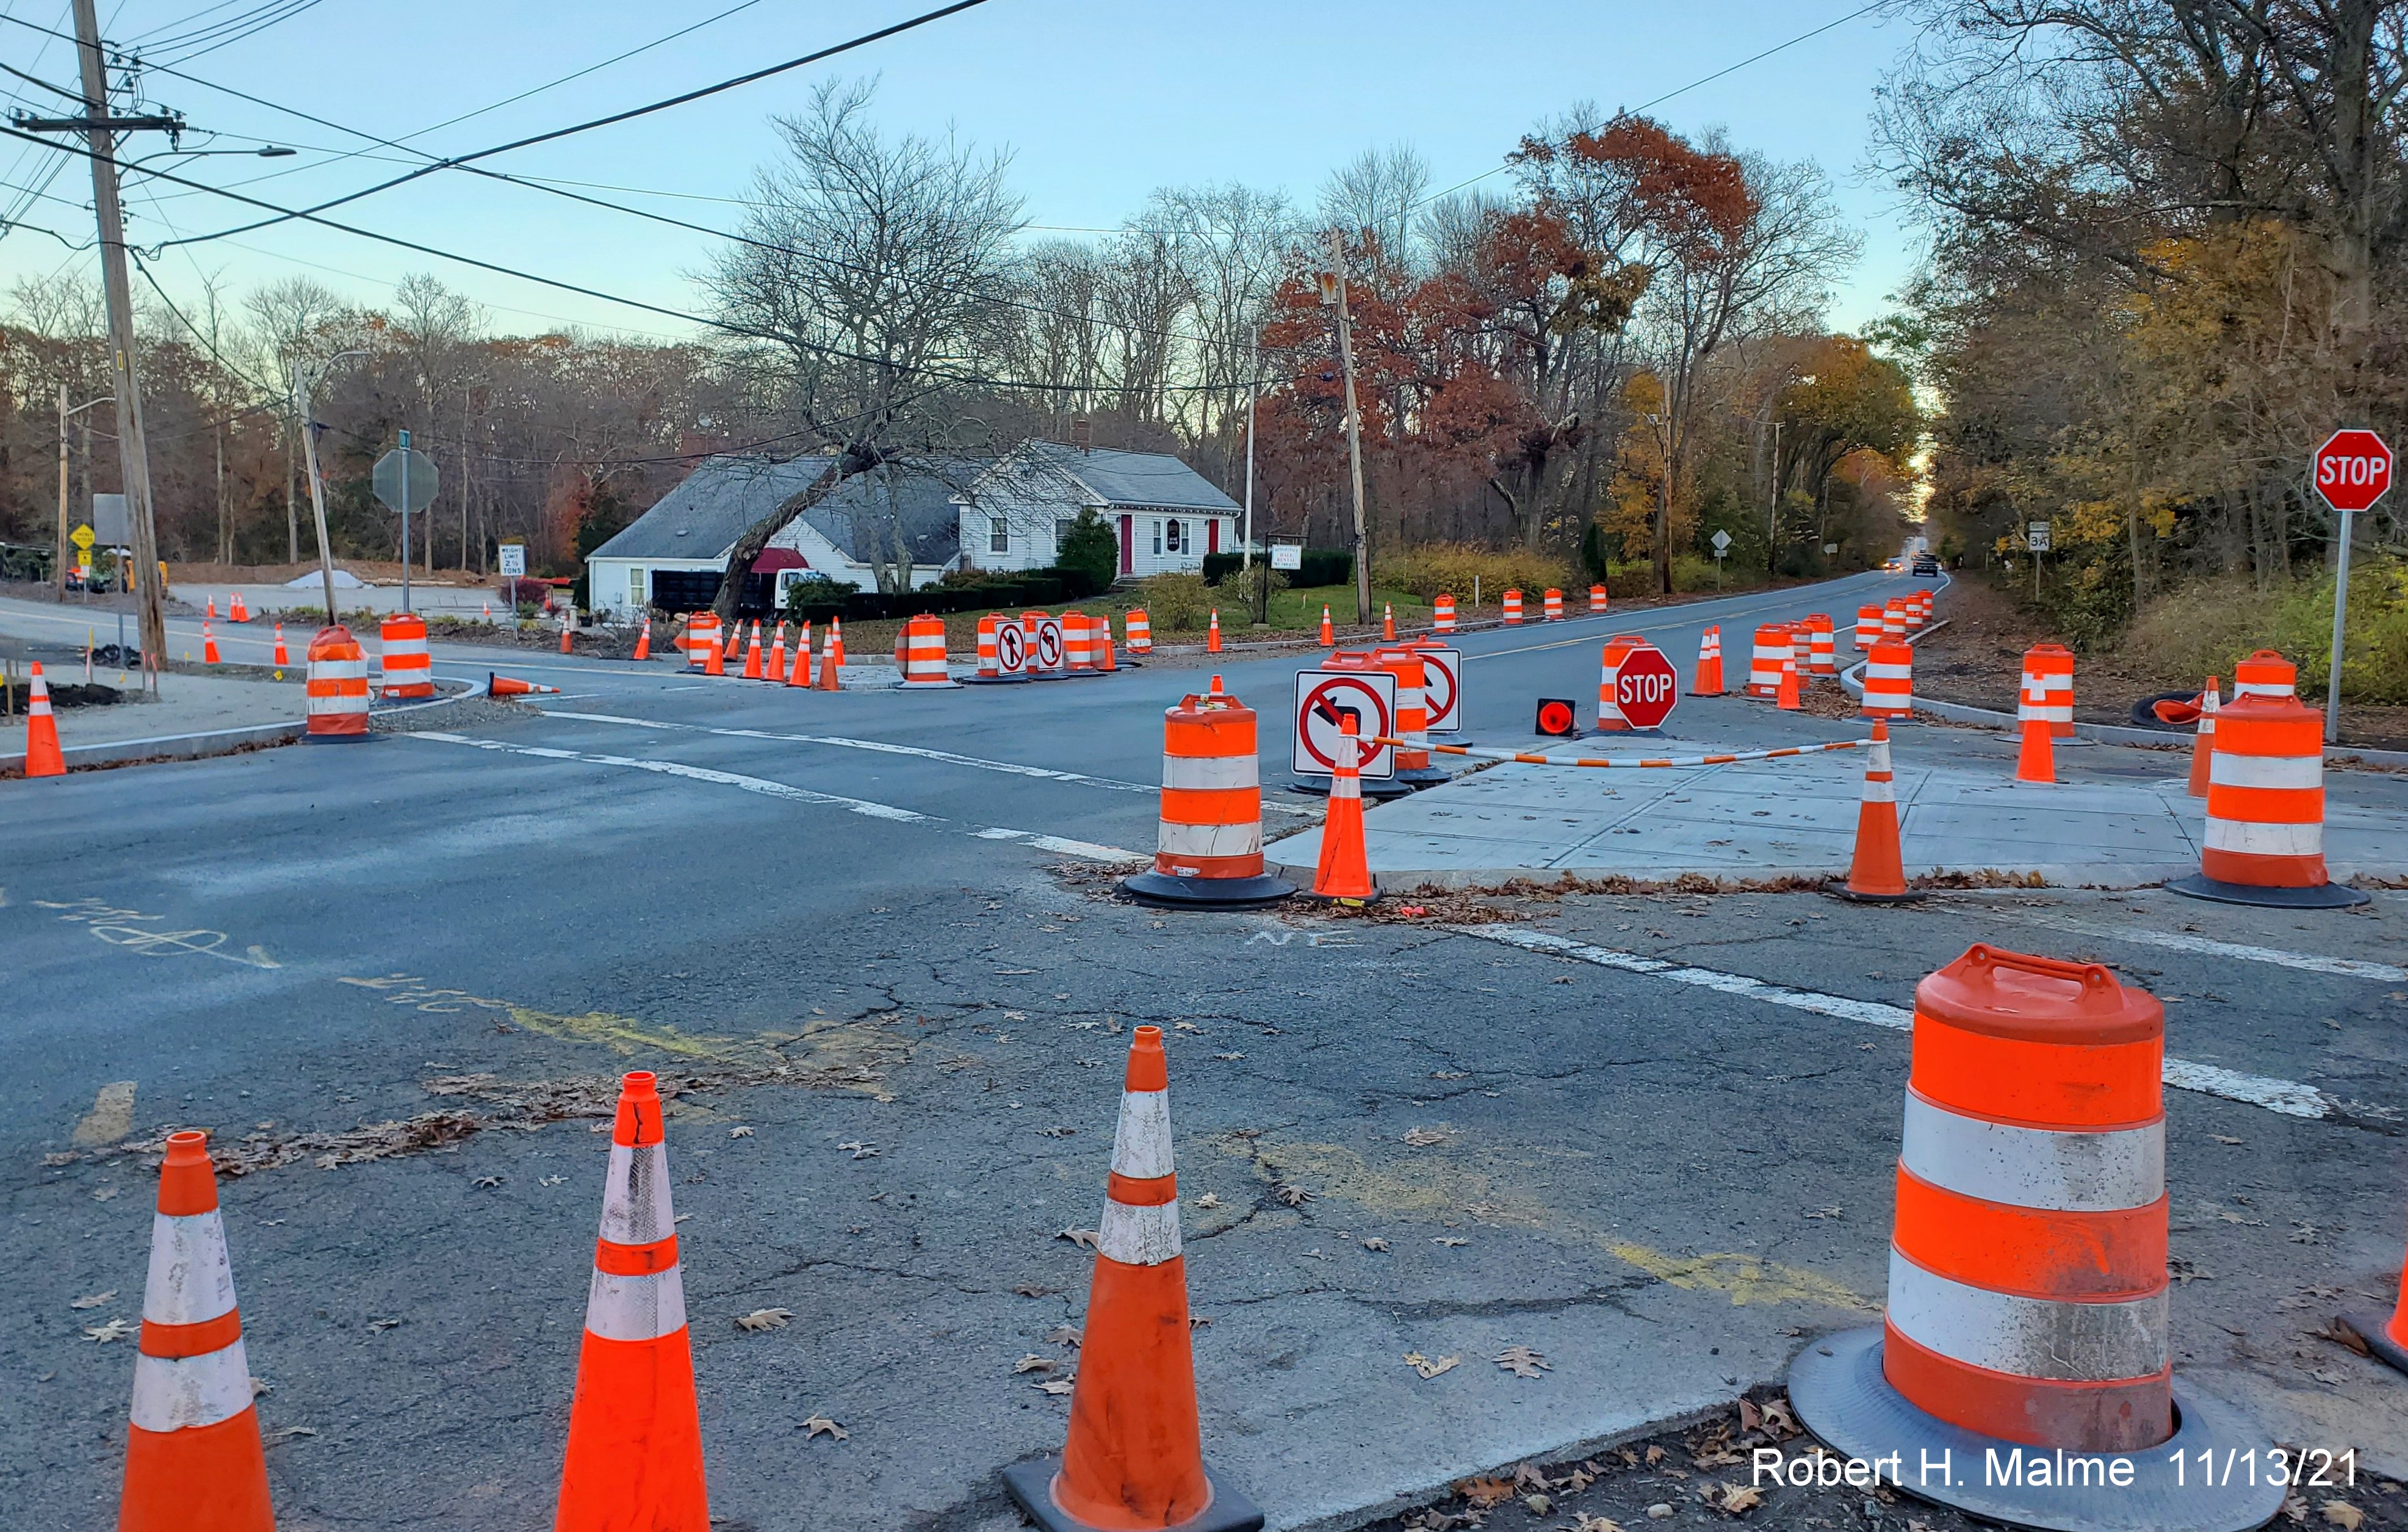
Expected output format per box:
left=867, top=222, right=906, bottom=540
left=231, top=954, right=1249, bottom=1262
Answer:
left=2212, top=1134, right=2244, bottom=1145
left=261, top=1425, right=318, bottom=1445
left=69, top=1291, right=116, bottom=1310
left=1804, top=1205, right=1842, bottom=1220
left=1402, top=1126, right=1447, bottom=1147
left=1173, top=1021, right=1202, bottom=1032
left=1213, top=1052, right=1245, bottom=1061
left=729, top=1126, right=754, bottom=1139
left=1194, top=1192, right=1221, bottom=1209
left=1524, top=1494, right=1552, bottom=1515
left=2318, top=1317, right=2373, bottom=1356
left=801, top=1415, right=846, bottom=1440
left=1760, top=1397, right=1798, bottom=1437
left=1493, top=1344, right=1551, bottom=1378
left=1716, top=1483, right=1764, bottom=1515
left=2284, top=1494, right=2311, bottom=1524
left=1058, top=1228, right=1101, bottom=1252
left=367, top=1318, right=403, bottom=1333
left=1433, top=1236, right=1468, bottom=1248
left=1457, top=1476, right=1515, bottom=1508
left=1038, top=1126, right=1076, bottom=1138
left=1012, top=1354, right=1058, bottom=1375
left=539, top=1175, right=564, bottom=1186
left=81, top=1318, right=134, bottom=1343
left=1361, top=1237, right=1390, bottom=1251
left=1645, top=1445, right=1667, bottom=1466
left=733, top=1308, right=793, bottom=1332
left=1738, top=1400, right=1761, bottom=1431
left=1571, top=1514, right=1624, bottom=1532
left=1275, top=1183, right=1310, bottom=1208
left=1012, top=1284, right=1056, bottom=1298
left=92, top=1186, right=120, bottom=1202
left=2321, top=1503, right=2364, bottom=1531
left=470, top=1176, right=503, bottom=1189
left=1402, top=1351, right=1461, bottom=1379
left=1044, top=1325, right=1081, bottom=1348
left=41, top=1151, right=78, bottom=1166
left=1033, top=1376, right=1076, bottom=1395
left=837, top=1141, right=879, bottom=1160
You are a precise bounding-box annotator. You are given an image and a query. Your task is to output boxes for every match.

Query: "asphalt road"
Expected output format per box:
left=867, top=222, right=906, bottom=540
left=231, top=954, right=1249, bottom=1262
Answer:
left=5, top=567, right=2404, bottom=1532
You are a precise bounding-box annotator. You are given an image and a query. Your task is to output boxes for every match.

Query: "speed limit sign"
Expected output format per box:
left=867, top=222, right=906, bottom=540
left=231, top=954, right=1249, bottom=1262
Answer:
left=1291, top=670, right=1397, bottom=779
left=1412, top=645, right=1463, bottom=732
left=993, top=620, right=1028, bottom=676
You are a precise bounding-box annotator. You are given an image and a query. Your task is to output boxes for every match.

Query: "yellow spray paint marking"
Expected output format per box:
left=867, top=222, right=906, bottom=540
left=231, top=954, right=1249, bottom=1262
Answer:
left=337, top=975, right=513, bottom=1014
left=35, top=898, right=279, bottom=969
left=506, top=1005, right=743, bottom=1063
left=1220, top=1135, right=1867, bottom=1311
left=72, top=1080, right=137, bottom=1147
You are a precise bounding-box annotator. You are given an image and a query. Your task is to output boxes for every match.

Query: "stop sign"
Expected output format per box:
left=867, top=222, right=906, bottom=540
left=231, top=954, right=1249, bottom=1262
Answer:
left=1615, top=641, right=1679, bottom=729
left=2313, top=428, right=2393, bottom=513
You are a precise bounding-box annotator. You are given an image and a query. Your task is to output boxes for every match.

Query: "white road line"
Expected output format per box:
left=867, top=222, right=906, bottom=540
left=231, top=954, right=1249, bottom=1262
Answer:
left=405, top=731, right=1143, bottom=862
left=1969, top=911, right=2405, bottom=983
left=531, top=707, right=1317, bottom=816
left=1460, top=925, right=2333, bottom=1121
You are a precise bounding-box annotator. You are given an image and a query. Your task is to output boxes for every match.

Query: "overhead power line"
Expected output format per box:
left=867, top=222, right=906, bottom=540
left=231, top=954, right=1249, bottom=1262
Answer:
left=133, top=0, right=993, bottom=247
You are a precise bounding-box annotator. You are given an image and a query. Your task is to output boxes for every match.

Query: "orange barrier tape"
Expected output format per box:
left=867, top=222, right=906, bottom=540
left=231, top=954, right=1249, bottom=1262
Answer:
left=1368, top=735, right=1867, bottom=770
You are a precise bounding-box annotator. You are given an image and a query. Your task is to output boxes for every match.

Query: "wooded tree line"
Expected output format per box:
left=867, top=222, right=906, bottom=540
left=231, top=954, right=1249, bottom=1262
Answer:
left=0, top=78, right=1917, bottom=589
left=1879, top=0, right=2408, bottom=640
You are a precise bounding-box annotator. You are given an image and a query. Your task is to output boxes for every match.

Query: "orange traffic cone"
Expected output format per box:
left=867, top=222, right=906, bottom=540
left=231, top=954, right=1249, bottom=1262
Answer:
left=1775, top=654, right=1800, bottom=710
left=271, top=623, right=289, bottom=669
left=206, top=596, right=218, bottom=621
left=1003, top=1029, right=1263, bottom=1532
left=228, top=591, right=249, bottom=623
left=1834, top=720, right=1920, bottom=903
left=723, top=620, right=742, bottom=663
left=817, top=618, right=844, bottom=690
left=560, top=612, right=574, bottom=654
left=1382, top=603, right=1395, bottom=641
left=2341, top=1217, right=2408, bottom=1376
left=767, top=621, right=786, bottom=682
left=1319, top=606, right=1335, bottom=646
left=489, top=673, right=562, bottom=697
left=1689, top=626, right=1725, bottom=696
left=203, top=620, right=221, bottom=666
left=1310, top=716, right=1377, bottom=901
left=115, top=1130, right=275, bottom=1532
left=2187, top=677, right=2218, bottom=798
left=787, top=621, right=813, bottom=687
left=741, top=621, right=764, bottom=679
left=555, top=1071, right=710, bottom=1531
left=1206, top=610, right=1221, bottom=654
left=633, top=618, right=652, bottom=662
left=2015, top=710, right=2055, bottom=784
left=20, top=661, right=65, bottom=780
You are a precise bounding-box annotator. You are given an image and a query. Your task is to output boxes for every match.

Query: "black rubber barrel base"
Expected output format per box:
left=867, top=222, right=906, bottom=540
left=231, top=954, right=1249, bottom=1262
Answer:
left=2167, top=873, right=2370, bottom=909
left=1121, top=870, right=1296, bottom=909
left=1287, top=777, right=1417, bottom=800
left=2339, top=1309, right=2408, bottom=1376
left=1002, top=1456, right=1264, bottom=1532
left=1789, top=1326, right=2284, bottom=1532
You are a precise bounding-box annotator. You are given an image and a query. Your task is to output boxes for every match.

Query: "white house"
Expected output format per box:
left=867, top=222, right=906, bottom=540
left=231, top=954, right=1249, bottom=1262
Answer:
left=585, top=455, right=969, bottom=618
left=954, top=439, right=1241, bottom=579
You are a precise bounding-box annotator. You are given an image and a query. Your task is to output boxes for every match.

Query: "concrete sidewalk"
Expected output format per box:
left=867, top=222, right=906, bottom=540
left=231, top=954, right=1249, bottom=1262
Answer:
left=0, top=670, right=308, bottom=770
left=1269, top=717, right=2408, bottom=888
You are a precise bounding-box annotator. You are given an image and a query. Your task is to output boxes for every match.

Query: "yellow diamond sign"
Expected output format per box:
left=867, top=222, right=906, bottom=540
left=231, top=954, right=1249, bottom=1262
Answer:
left=69, top=523, right=94, bottom=550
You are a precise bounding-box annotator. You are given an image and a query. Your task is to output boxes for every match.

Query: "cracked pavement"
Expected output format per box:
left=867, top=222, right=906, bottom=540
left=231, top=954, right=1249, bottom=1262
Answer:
left=5, top=568, right=2405, bottom=1531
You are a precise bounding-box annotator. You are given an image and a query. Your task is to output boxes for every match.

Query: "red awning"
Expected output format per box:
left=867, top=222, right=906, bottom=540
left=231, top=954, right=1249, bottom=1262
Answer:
left=751, top=547, right=808, bottom=573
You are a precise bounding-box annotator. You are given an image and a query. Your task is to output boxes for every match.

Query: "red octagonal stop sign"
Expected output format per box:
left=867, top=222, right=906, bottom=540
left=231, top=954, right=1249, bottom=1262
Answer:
left=2314, top=428, right=2393, bottom=513
left=1615, top=641, right=1679, bottom=729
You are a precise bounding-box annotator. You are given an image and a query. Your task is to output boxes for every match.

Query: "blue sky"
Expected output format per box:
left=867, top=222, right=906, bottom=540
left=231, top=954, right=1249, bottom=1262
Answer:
left=0, top=0, right=1920, bottom=346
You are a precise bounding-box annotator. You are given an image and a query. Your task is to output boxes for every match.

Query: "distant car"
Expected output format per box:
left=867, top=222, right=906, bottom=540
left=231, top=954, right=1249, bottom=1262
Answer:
left=1911, top=554, right=1940, bottom=577
left=1882, top=558, right=1903, bottom=573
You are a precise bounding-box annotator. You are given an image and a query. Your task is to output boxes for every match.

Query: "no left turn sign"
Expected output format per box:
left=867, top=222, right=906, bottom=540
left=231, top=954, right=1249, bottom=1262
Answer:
left=1291, top=670, right=1397, bottom=779
left=1414, top=645, right=1463, bottom=732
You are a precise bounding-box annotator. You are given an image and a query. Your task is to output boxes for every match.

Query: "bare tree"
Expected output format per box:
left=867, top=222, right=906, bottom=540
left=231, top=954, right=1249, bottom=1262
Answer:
left=243, top=276, right=348, bottom=563
left=701, top=76, right=1026, bottom=604
left=1319, top=143, right=1432, bottom=272
left=390, top=273, right=485, bottom=570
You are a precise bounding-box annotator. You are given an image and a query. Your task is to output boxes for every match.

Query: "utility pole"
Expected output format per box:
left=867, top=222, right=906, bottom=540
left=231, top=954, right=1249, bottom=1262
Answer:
left=54, top=382, right=67, bottom=598
left=1321, top=232, right=1372, bottom=626
left=1767, top=419, right=1781, bottom=576
left=62, top=0, right=173, bottom=690
left=295, top=362, right=342, bottom=626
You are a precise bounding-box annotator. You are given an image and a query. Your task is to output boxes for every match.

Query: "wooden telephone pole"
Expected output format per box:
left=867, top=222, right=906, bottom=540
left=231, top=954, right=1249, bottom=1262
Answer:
left=1321, top=232, right=1372, bottom=626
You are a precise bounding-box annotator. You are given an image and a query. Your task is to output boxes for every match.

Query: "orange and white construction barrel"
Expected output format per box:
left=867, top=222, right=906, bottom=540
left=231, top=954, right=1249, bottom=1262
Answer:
left=1501, top=588, right=1523, bottom=624
left=1121, top=684, right=1295, bottom=908
left=1588, top=584, right=1608, bottom=613
left=1861, top=640, right=1913, bottom=720
left=1790, top=944, right=2282, bottom=1532
left=1433, top=594, right=1455, bottom=634
left=1855, top=604, right=1884, bottom=651
left=1807, top=614, right=1837, bottom=677
left=1542, top=587, right=1564, bottom=621
left=1747, top=624, right=1792, bottom=699
left=1123, top=608, right=1152, bottom=658
left=896, top=613, right=959, bottom=689
left=2021, top=643, right=2075, bottom=739
left=378, top=613, right=434, bottom=699
left=2169, top=690, right=2367, bottom=908
left=2233, top=648, right=2297, bottom=701
left=304, top=626, right=370, bottom=742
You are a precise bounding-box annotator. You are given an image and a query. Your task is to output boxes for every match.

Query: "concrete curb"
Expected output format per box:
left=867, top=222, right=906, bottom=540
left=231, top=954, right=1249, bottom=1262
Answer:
left=1264, top=856, right=2407, bottom=894
left=0, top=718, right=304, bottom=773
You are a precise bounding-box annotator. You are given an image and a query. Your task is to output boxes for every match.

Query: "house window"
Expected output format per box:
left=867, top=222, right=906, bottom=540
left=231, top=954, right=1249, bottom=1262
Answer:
left=1165, top=519, right=1184, bottom=554
left=989, top=516, right=1009, bottom=554
left=629, top=568, right=646, bottom=605
left=1151, top=520, right=1162, bottom=555
left=1055, top=518, right=1076, bottom=554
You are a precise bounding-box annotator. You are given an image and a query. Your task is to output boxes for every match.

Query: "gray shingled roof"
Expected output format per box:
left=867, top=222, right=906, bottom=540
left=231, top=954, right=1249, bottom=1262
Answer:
left=1002, top=440, right=1239, bottom=512
left=590, top=454, right=979, bottom=565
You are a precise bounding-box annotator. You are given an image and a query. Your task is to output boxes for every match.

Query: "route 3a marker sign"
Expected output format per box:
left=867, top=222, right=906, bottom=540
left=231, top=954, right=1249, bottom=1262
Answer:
left=1292, top=669, right=1397, bottom=779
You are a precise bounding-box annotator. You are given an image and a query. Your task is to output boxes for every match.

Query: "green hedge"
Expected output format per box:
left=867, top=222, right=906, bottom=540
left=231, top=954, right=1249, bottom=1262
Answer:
left=779, top=566, right=1106, bottom=623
